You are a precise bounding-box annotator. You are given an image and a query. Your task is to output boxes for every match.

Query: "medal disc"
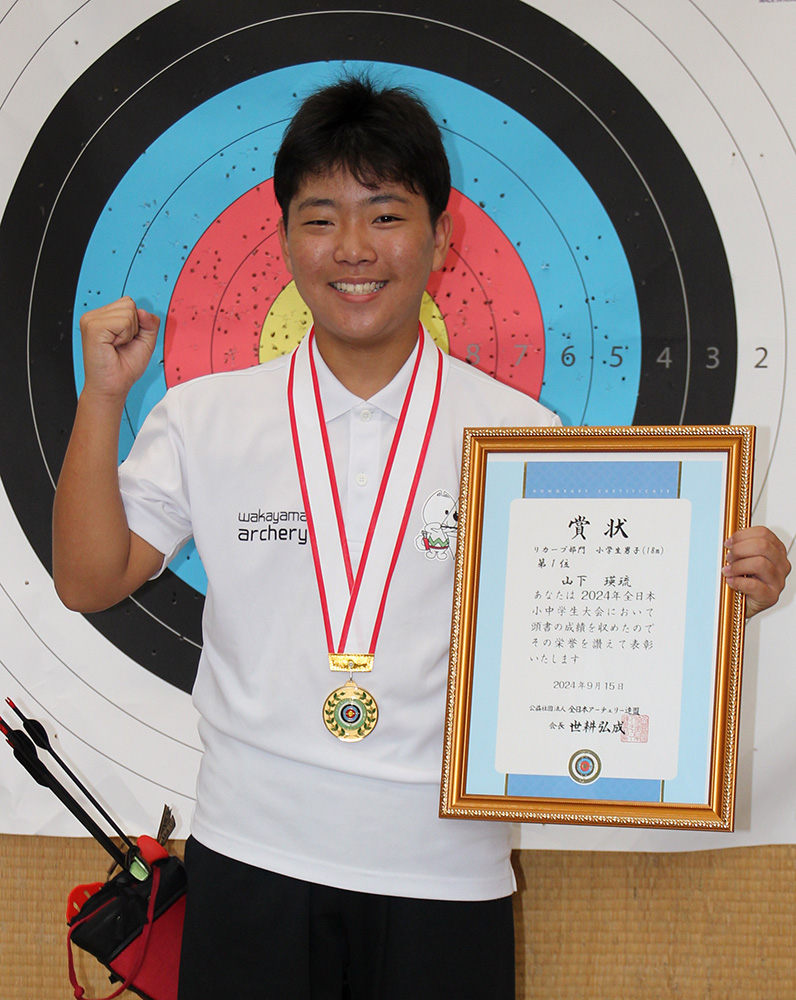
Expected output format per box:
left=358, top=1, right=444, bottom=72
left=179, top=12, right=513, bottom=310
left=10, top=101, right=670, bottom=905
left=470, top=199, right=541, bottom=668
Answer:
left=323, top=679, right=378, bottom=742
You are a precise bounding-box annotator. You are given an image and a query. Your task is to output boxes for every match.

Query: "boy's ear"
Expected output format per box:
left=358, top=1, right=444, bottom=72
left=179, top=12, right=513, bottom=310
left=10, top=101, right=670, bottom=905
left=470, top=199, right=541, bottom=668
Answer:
left=277, top=216, right=293, bottom=274
left=431, top=211, right=453, bottom=272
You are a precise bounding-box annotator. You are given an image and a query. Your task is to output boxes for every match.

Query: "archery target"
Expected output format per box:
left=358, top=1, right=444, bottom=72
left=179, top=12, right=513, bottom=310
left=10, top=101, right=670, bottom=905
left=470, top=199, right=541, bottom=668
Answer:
left=1, top=0, right=794, bottom=841
left=73, top=58, right=640, bottom=595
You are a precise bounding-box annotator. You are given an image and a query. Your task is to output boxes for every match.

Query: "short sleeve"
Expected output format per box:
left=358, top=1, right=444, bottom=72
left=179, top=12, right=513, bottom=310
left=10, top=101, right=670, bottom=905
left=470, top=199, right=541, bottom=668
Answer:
left=118, top=389, right=193, bottom=571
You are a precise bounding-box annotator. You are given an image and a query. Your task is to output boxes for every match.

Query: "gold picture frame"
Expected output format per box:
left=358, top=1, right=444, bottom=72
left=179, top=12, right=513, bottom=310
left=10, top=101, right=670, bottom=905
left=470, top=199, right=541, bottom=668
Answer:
left=440, top=425, right=754, bottom=831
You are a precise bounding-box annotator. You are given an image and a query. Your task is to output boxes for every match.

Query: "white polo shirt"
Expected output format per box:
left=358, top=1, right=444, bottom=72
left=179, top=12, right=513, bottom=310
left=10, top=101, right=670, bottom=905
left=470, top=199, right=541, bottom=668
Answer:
left=119, top=330, right=560, bottom=900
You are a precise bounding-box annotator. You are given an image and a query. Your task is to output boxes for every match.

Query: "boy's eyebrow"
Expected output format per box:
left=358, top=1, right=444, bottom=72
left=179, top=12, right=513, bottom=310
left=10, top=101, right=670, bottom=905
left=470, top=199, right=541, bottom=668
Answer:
left=295, top=191, right=412, bottom=212
left=366, top=192, right=412, bottom=206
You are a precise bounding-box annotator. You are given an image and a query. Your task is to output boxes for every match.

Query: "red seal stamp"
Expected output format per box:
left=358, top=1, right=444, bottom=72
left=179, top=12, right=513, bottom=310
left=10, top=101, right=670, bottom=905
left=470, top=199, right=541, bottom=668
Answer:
left=621, top=713, right=650, bottom=743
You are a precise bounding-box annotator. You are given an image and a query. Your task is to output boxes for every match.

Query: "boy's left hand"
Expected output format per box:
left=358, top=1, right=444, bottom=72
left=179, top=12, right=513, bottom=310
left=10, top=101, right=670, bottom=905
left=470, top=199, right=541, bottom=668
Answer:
left=722, top=526, right=791, bottom=618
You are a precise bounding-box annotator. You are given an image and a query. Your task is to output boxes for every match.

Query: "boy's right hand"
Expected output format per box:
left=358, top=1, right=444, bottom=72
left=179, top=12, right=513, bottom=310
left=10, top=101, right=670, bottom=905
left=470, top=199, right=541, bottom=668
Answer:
left=79, top=296, right=160, bottom=400
left=54, top=296, right=165, bottom=611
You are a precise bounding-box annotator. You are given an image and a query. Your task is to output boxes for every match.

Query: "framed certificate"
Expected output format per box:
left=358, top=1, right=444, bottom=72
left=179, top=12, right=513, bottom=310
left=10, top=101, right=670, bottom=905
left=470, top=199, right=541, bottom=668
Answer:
left=440, top=425, right=754, bottom=830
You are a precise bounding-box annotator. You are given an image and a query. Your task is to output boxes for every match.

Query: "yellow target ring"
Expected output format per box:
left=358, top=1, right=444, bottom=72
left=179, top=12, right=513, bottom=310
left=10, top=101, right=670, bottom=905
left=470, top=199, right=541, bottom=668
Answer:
left=258, top=282, right=450, bottom=363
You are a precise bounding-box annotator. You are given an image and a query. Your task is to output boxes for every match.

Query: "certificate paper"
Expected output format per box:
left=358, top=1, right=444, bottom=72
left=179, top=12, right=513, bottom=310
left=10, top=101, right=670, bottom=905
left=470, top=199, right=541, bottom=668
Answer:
left=440, top=426, right=754, bottom=831
left=496, top=497, right=691, bottom=782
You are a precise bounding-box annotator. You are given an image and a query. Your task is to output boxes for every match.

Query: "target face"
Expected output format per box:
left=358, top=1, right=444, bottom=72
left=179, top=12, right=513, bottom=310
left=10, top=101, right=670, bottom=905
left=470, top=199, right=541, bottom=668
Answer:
left=0, top=0, right=737, bottom=690
left=569, top=750, right=602, bottom=785
left=1, top=0, right=793, bottom=836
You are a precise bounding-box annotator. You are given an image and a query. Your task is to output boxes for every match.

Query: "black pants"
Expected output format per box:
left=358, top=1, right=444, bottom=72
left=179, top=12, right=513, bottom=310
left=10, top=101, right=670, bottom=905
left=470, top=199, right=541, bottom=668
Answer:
left=178, top=838, right=516, bottom=1000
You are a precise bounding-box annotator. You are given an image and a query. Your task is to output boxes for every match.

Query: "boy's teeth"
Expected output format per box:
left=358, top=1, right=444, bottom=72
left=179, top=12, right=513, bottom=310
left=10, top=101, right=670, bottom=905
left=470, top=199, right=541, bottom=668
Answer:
left=332, top=281, right=386, bottom=294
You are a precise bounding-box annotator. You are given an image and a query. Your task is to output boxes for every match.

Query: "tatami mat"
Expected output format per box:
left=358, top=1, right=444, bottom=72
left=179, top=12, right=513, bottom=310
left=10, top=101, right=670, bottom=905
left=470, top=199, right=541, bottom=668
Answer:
left=2, top=836, right=794, bottom=999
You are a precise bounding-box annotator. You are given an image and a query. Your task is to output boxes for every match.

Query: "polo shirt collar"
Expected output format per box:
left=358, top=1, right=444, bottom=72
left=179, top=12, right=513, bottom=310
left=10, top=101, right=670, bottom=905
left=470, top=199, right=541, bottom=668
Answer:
left=311, top=334, right=420, bottom=422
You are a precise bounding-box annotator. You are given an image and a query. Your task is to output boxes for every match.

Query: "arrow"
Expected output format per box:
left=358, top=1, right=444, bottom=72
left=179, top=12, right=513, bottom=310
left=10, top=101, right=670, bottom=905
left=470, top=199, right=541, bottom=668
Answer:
left=5, top=698, right=135, bottom=851
left=1, top=714, right=128, bottom=869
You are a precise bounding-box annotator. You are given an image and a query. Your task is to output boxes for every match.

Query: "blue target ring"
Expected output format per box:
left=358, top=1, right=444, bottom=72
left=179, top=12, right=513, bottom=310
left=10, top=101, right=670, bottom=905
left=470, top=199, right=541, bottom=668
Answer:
left=74, top=61, right=641, bottom=595
left=75, top=61, right=640, bottom=430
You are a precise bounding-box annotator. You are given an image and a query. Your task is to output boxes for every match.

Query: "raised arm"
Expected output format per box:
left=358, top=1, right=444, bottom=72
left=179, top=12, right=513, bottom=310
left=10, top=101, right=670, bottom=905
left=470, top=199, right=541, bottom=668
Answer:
left=53, top=297, right=165, bottom=612
left=723, top=525, right=791, bottom=618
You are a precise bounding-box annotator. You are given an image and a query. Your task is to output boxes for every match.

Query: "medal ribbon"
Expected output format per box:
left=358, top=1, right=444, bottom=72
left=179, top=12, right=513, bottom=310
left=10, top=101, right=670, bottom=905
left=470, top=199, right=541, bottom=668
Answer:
left=288, top=326, right=443, bottom=656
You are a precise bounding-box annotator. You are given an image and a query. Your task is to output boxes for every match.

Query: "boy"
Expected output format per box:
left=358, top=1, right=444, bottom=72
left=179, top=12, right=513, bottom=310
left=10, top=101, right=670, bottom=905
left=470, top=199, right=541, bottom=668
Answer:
left=53, top=78, right=789, bottom=999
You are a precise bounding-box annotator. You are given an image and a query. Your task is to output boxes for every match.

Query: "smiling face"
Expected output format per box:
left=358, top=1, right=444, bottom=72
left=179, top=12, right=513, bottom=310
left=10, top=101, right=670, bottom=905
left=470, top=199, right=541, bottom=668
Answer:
left=277, top=168, right=451, bottom=389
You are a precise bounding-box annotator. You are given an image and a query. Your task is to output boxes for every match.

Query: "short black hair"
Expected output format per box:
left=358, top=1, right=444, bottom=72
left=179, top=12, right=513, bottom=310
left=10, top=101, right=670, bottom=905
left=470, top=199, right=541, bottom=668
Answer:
left=274, top=76, right=451, bottom=224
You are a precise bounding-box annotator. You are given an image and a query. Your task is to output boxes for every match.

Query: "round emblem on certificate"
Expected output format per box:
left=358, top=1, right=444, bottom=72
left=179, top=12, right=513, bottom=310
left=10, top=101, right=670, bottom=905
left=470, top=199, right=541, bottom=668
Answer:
left=568, top=749, right=602, bottom=784
left=323, top=679, right=378, bottom=741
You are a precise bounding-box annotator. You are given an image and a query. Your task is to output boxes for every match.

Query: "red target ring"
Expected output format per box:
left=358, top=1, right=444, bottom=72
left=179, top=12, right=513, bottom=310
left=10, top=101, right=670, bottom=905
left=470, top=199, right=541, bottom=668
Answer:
left=164, top=181, right=544, bottom=397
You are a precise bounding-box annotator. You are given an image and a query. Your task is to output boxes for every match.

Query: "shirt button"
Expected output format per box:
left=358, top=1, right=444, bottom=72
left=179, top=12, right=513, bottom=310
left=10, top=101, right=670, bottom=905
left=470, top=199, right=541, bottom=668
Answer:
left=360, top=409, right=373, bottom=422
left=355, top=473, right=368, bottom=487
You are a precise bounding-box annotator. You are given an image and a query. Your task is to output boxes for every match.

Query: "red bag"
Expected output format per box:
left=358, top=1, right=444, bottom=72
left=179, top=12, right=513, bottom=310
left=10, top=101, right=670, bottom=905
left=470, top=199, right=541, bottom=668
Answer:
left=1, top=702, right=186, bottom=999
left=66, top=851, right=186, bottom=1000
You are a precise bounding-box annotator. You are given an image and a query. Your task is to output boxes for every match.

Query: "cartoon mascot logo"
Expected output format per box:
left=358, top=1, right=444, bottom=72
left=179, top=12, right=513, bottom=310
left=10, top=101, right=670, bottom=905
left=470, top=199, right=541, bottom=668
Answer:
left=415, top=490, right=459, bottom=560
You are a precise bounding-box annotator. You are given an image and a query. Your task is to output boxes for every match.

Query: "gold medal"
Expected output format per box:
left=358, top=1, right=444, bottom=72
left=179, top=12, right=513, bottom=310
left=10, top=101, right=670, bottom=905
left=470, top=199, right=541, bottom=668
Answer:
left=289, top=328, right=442, bottom=744
left=323, top=678, right=378, bottom=741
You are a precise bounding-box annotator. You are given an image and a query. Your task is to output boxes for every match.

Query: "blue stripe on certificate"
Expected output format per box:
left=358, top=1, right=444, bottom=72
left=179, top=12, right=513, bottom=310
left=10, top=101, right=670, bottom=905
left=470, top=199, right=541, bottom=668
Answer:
left=465, top=455, right=724, bottom=806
